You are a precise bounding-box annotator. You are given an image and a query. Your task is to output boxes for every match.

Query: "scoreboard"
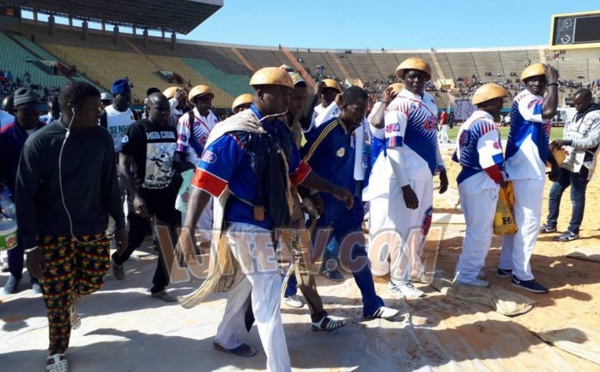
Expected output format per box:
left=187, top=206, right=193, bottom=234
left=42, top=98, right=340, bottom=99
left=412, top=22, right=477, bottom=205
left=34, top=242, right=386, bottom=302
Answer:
left=550, top=11, right=600, bottom=50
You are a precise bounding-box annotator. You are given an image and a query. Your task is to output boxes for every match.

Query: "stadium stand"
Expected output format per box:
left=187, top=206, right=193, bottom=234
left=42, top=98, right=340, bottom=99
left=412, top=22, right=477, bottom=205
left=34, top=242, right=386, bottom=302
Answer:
left=1, top=18, right=598, bottom=111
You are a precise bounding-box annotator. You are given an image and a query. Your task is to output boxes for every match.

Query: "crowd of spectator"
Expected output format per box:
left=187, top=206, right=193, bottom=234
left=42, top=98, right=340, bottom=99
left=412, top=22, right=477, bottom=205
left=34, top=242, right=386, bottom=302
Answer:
left=0, top=69, right=61, bottom=103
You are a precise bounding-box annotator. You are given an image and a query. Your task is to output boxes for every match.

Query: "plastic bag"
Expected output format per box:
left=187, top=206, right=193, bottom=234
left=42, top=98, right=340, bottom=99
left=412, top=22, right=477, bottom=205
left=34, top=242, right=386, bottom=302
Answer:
left=493, top=182, right=518, bottom=235
left=175, top=169, right=196, bottom=213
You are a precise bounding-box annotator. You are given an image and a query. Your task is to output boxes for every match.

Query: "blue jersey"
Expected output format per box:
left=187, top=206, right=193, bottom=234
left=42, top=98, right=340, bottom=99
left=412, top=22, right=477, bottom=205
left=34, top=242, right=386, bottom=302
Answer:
left=192, top=106, right=310, bottom=230
left=505, top=89, right=552, bottom=180
left=455, top=111, right=504, bottom=193
left=384, top=89, right=443, bottom=180
left=301, top=117, right=356, bottom=196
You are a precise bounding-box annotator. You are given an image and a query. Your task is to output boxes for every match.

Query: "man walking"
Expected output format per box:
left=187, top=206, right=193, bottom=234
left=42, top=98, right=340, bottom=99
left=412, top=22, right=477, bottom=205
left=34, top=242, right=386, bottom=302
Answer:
left=178, top=68, right=354, bottom=371
left=540, top=89, right=600, bottom=242
left=112, top=93, right=182, bottom=302
left=17, top=81, right=127, bottom=372
left=0, top=88, right=45, bottom=294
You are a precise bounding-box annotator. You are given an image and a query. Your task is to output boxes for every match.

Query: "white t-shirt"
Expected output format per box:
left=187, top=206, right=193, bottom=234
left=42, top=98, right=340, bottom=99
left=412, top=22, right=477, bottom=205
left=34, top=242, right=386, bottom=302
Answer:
left=105, top=105, right=136, bottom=152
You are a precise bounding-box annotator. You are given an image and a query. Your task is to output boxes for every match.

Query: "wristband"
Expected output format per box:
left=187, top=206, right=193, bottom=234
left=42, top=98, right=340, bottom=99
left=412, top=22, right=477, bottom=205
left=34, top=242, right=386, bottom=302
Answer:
left=309, top=189, right=319, bottom=196
left=547, top=83, right=558, bottom=86
left=25, top=246, right=38, bottom=253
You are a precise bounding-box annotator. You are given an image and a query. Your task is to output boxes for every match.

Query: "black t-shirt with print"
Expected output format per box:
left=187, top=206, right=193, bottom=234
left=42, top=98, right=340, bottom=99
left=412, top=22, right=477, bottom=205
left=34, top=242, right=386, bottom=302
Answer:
left=120, top=119, right=177, bottom=190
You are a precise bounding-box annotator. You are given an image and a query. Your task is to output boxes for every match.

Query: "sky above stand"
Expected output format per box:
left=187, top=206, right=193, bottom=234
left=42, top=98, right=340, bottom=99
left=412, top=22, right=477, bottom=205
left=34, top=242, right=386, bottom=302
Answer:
left=181, top=0, right=599, bottom=49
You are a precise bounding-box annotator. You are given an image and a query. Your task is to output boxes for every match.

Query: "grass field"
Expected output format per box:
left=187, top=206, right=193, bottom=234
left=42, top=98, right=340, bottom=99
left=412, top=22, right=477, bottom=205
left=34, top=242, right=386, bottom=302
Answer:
left=446, top=125, right=564, bottom=141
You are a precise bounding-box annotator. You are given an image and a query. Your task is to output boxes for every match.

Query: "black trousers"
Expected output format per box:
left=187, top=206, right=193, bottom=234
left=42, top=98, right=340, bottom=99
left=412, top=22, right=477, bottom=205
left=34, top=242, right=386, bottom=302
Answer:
left=112, top=183, right=181, bottom=293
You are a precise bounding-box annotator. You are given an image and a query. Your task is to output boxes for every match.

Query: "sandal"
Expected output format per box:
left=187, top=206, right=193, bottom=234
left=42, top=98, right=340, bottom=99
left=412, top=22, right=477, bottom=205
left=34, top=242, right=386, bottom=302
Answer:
left=46, top=354, right=68, bottom=372
left=312, top=316, right=346, bottom=332
left=213, top=341, right=257, bottom=357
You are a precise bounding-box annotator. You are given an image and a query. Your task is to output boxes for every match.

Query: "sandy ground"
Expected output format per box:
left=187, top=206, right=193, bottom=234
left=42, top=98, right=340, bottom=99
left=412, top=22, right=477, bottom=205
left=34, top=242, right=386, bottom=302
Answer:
left=1, top=146, right=599, bottom=371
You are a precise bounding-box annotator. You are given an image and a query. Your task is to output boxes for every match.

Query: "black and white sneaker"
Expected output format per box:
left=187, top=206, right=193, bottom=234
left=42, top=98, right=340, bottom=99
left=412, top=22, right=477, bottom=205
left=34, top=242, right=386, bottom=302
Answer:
left=555, top=231, right=579, bottom=242
left=539, top=224, right=557, bottom=233
left=511, top=275, right=548, bottom=293
left=496, top=268, right=512, bottom=278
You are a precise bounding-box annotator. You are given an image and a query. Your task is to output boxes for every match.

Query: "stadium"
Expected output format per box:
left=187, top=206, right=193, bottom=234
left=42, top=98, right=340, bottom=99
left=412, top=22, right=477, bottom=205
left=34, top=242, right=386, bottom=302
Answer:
left=1, top=1, right=600, bottom=371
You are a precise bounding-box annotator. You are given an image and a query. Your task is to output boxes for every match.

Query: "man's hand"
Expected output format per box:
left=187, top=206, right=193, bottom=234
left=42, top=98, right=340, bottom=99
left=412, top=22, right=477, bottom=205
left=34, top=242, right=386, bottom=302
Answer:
left=132, top=195, right=149, bottom=218
left=303, top=193, right=324, bottom=217
left=175, top=227, right=197, bottom=267
left=175, top=88, right=187, bottom=103
left=382, top=86, right=397, bottom=104
left=114, top=228, right=129, bottom=255
left=26, top=249, right=45, bottom=280
left=334, top=93, right=343, bottom=107
left=331, top=186, right=354, bottom=209
left=439, top=169, right=449, bottom=194
left=314, top=81, right=325, bottom=97
left=544, top=64, right=559, bottom=84
left=551, top=139, right=572, bottom=150
left=402, top=185, right=419, bottom=209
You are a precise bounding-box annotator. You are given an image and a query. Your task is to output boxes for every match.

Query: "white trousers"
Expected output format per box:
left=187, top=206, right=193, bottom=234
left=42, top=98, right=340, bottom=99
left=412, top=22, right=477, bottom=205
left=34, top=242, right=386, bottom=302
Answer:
left=181, top=198, right=213, bottom=243
left=500, top=178, right=545, bottom=280
left=455, top=186, right=498, bottom=282
left=213, top=223, right=290, bottom=372
left=440, top=125, right=449, bottom=143
left=368, top=178, right=433, bottom=283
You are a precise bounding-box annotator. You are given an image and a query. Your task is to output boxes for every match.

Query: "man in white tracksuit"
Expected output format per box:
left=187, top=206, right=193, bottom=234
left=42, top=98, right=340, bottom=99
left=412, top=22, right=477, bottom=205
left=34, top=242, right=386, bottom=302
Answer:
left=364, top=83, right=402, bottom=277
left=499, top=63, right=559, bottom=294
left=453, top=83, right=508, bottom=287
left=368, top=58, right=448, bottom=299
left=175, top=85, right=220, bottom=242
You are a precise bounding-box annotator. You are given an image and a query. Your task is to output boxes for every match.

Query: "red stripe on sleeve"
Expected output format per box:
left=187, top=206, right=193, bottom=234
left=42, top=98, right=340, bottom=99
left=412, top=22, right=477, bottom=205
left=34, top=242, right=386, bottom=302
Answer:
left=291, top=161, right=312, bottom=186
left=191, top=168, right=228, bottom=197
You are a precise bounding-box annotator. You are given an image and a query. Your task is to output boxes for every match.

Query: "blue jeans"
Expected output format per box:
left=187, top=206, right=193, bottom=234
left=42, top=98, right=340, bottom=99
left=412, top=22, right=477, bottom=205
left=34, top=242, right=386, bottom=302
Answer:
left=546, top=167, right=589, bottom=234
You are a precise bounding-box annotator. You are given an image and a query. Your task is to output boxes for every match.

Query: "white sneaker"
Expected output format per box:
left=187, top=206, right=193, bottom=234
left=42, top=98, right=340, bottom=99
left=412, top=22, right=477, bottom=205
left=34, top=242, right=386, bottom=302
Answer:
left=455, top=278, right=490, bottom=288
left=394, top=282, right=425, bottom=299
left=284, top=295, right=304, bottom=309
left=388, top=282, right=404, bottom=298
left=46, top=354, right=68, bottom=372
left=366, top=306, right=400, bottom=320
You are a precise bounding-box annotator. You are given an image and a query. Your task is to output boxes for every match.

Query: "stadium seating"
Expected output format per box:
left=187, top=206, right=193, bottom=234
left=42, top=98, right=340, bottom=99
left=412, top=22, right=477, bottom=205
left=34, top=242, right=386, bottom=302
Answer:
left=0, top=32, right=72, bottom=98
left=1, top=21, right=594, bottom=111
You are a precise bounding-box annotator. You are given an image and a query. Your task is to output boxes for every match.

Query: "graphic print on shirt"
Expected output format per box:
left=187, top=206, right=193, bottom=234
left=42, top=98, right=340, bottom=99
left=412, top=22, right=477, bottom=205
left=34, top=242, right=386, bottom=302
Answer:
left=385, top=93, right=439, bottom=175
left=176, top=110, right=219, bottom=165
left=456, top=116, right=503, bottom=185
left=144, top=141, right=176, bottom=189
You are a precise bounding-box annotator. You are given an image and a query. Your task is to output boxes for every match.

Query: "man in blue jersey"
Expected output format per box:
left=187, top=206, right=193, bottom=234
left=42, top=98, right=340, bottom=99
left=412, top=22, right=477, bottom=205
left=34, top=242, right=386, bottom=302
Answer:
left=453, top=83, right=508, bottom=287
left=368, top=58, right=448, bottom=299
left=499, top=63, right=559, bottom=294
left=178, top=68, right=354, bottom=371
left=301, top=86, right=400, bottom=320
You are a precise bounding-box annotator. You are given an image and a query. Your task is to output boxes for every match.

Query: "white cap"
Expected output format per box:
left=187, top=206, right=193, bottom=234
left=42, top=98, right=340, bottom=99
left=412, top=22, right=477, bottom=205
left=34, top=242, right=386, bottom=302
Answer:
left=101, top=92, right=114, bottom=101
